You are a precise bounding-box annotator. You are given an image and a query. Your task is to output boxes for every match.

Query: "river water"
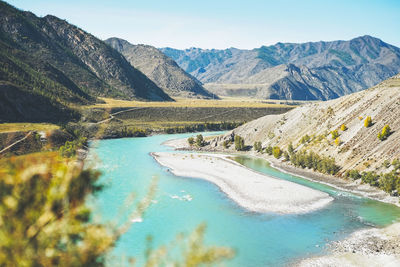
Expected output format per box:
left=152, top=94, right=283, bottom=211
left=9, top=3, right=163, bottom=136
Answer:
left=88, top=132, right=400, bottom=266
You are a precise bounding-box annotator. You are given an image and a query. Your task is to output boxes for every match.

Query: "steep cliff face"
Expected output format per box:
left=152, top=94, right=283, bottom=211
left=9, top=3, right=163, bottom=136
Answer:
left=105, top=37, right=215, bottom=99
left=43, top=17, right=171, bottom=101
left=161, top=36, right=400, bottom=100
left=207, top=74, right=400, bottom=173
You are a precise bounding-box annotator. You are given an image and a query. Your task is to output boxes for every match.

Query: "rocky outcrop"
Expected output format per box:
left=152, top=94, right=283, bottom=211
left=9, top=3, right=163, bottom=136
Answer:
left=105, top=37, right=215, bottom=99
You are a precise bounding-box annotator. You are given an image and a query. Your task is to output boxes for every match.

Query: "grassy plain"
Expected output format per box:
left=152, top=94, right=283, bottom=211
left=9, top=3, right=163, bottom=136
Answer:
left=0, top=123, right=59, bottom=133
left=87, top=97, right=295, bottom=109
left=82, top=97, right=297, bottom=133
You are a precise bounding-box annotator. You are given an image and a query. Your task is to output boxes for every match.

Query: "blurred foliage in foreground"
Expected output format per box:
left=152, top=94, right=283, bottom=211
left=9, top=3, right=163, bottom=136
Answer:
left=145, top=223, right=234, bottom=267
left=0, top=153, right=114, bottom=266
left=0, top=153, right=234, bottom=266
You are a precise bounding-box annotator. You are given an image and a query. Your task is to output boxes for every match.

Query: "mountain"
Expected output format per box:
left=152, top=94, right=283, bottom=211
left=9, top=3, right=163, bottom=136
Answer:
left=105, top=38, right=216, bottom=99
left=161, top=36, right=400, bottom=100
left=0, top=1, right=172, bottom=122
left=207, top=73, right=400, bottom=173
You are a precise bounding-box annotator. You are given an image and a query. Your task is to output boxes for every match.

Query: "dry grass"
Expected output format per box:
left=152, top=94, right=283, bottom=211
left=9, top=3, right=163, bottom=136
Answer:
left=86, top=97, right=295, bottom=109
left=0, top=123, right=59, bottom=133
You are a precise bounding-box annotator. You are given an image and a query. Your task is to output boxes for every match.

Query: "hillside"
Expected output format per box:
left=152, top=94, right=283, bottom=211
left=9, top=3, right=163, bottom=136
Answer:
left=161, top=36, right=400, bottom=100
left=105, top=38, right=215, bottom=99
left=206, top=73, right=400, bottom=174
left=0, top=1, right=171, bottom=122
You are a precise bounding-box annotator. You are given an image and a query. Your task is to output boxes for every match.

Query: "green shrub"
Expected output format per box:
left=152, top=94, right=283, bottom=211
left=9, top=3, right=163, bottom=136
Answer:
left=59, top=136, right=87, bottom=158
left=383, top=160, right=391, bottom=168
left=346, top=169, right=361, bottom=180
left=289, top=150, right=340, bottom=175
left=253, top=141, right=262, bottom=152
left=300, top=135, right=311, bottom=144
left=187, top=137, right=194, bottom=146
left=234, top=135, right=245, bottom=151
left=379, top=172, right=398, bottom=193
left=196, top=134, right=205, bottom=147
left=272, top=146, right=282, bottom=159
left=361, top=171, right=379, bottom=187
left=340, top=124, right=348, bottom=131
left=222, top=140, right=230, bottom=149
left=265, top=145, right=273, bottom=155
left=0, top=154, right=113, bottom=266
left=331, top=130, right=339, bottom=139
left=392, top=159, right=400, bottom=171
left=288, top=143, right=294, bottom=154
left=283, top=151, right=290, bottom=161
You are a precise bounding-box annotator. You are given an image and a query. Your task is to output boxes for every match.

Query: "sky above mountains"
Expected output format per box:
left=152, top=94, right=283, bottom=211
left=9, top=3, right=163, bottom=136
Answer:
left=6, top=0, right=400, bottom=49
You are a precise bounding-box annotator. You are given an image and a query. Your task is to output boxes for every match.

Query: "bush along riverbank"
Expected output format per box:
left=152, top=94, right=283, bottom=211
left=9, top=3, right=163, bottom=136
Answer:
left=182, top=131, right=400, bottom=205
left=243, top=135, right=400, bottom=200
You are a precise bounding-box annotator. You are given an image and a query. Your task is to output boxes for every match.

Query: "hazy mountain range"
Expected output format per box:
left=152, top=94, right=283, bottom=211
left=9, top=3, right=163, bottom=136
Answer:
left=161, top=36, right=400, bottom=100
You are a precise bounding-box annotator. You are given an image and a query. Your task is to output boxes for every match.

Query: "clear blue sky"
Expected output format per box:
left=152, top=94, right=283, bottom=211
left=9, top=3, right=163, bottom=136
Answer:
left=6, top=0, right=400, bottom=49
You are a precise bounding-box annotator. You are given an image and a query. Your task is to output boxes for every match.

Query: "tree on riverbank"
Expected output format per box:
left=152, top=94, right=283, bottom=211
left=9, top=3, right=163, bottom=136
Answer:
left=234, top=135, right=245, bottom=151
left=188, top=137, right=194, bottom=146
left=196, top=134, right=205, bottom=147
left=253, top=141, right=262, bottom=152
left=273, top=146, right=282, bottom=158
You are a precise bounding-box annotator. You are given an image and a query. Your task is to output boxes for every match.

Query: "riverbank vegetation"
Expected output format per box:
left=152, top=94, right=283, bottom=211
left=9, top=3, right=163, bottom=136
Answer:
left=234, top=135, right=245, bottom=151
left=254, top=141, right=340, bottom=175
left=345, top=159, right=400, bottom=195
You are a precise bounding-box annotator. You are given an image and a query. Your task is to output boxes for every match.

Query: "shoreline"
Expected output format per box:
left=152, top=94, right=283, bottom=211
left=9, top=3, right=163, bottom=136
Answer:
left=265, top=155, right=400, bottom=208
left=295, top=222, right=400, bottom=266
left=152, top=152, right=333, bottom=214
left=163, top=136, right=400, bottom=266
left=163, top=137, right=400, bottom=208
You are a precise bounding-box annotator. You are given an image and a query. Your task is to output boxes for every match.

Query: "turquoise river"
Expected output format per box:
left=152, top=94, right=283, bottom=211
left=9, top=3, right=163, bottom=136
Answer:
left=88, top=132, right=400, bottom=266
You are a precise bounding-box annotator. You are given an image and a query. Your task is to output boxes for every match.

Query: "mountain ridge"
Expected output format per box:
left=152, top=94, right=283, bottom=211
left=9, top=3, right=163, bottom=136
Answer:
left=105, top=37, right=216, bottom=99
left=0, top=0, right=172, bottom=122
left=161, top=36, right=400, bottom=100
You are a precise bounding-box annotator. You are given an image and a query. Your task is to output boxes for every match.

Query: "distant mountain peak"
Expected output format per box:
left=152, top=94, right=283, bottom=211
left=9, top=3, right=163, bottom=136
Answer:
left=105, top=37, right=216, bottom=99
left=161, top=35, right=400, bottom=101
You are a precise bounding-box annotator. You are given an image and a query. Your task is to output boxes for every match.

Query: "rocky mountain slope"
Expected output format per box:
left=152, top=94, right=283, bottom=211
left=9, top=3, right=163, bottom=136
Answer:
left=0, top=1, right=171, bottom=121
left=161, top=36, right=400, bottom=100
left=105, top=38, right=215, bottom=99
left=207, top=73, right=400, bottom=173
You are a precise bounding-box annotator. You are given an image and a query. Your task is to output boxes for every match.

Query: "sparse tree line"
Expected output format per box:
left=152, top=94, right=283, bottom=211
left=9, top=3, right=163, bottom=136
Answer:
left=116, top=127, right=148, bottom=137
left=345, top=159, right=400, bottom=196
left=165, top=121, right=243, bottom=134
